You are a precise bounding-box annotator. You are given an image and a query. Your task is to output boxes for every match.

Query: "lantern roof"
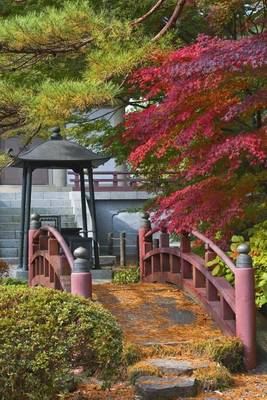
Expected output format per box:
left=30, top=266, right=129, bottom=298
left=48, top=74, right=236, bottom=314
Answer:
left=11, top=127, right=110, bottom=170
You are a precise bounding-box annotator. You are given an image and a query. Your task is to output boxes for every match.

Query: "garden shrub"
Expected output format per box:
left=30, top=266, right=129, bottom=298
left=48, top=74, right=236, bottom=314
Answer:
left=194, top=363, right=233, bottom=391
left=0, top=286, right=123, bottom=400
left=208, top=221, right=267, bottom=308
left=0, top=276, right=27, bottom=286
left=113, top=267, right=140, bottom=284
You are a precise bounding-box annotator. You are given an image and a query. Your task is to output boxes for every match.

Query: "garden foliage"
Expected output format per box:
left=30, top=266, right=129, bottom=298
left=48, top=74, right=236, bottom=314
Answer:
left=113, top=267, right=140, bottom=284
left=0, top=286, right=122, bottom=400
left=209, top=222, right=267, bottom=308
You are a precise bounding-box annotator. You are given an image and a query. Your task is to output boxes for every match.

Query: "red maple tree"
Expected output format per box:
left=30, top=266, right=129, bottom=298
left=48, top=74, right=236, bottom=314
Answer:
left=121, top=33, right=267, bottom=240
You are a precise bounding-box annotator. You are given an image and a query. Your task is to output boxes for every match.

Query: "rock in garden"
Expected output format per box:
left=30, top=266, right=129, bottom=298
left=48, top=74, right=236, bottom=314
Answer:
left=134, top=375, right=197, bottom=399
left=146, top=358, right=209, bottom=375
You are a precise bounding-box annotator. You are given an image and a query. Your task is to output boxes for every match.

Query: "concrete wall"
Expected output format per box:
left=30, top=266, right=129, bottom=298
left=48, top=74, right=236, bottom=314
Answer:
left=95, top=199, right=145, bottom=258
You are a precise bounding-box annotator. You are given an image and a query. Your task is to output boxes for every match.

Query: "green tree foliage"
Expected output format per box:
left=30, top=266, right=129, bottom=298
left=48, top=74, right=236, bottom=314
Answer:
left=0, top=0, right=231, bottom=143
left=207, top=223, right=267, bottom=308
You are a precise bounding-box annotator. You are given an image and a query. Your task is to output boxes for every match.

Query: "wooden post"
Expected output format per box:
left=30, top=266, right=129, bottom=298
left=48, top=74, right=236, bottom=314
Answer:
left=28, top=213, right=41, bottom=286
left=80, top=169, right=88, bottom=238
left=107, top=232, right=114, bottom=255
left=138, top=214, right=151, bottom=279
left=180, top=232, right=192, bottom=279
left=136, top=234, right=140, bottom=265
left=23, top=166, right=32, bottom=272
left=235, top=244, right=256, bottom=370
left=120, top=232, right=126, bottom=267
left=87, top=166, right=100, bottom=269
left=71, top=247, right=92, bottom=299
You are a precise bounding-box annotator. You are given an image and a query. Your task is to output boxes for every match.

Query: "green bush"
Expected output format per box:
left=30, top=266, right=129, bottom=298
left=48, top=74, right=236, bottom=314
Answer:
left=0, top=276, right=27, bottom=286
left=208, top=221, right=267, bottom=308
left=113, top=267, right=140, bottom=284
left=0, top=286, right=122, bottom=400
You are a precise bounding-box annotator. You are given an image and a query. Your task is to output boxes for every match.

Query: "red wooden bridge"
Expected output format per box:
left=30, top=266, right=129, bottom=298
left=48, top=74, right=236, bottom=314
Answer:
left=28, top=214, right=257, bottom=371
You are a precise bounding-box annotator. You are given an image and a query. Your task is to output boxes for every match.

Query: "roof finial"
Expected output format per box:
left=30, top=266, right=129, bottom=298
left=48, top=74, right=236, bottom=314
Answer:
left=50, top=126, right=62, bottom=140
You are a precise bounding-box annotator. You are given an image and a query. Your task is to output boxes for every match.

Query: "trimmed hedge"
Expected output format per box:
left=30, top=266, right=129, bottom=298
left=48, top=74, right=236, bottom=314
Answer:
left=0, top=286, right=122, bottom=400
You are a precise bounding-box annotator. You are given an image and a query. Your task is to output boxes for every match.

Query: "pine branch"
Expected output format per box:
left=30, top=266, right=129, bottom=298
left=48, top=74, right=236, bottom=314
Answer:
left=153, top=0, right=187, bottom=41
left=0, top=37, right=94, bottom=56
left=131, top=0, right=167, bottom=26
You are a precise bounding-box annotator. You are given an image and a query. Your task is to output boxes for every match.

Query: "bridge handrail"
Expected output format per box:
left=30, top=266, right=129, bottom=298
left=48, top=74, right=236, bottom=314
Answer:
left=145, top=227, right=161, bottom=238
left=191, top=230, right=237, bottom=274
left=139, top=222, right=256, bottom=370
left=33, top=225, right=74, bottom=269
left=144, top=226, right=236, bottom=274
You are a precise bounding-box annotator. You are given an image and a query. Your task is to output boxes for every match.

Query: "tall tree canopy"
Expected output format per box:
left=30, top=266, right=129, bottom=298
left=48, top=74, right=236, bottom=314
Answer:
left=101, top=29, right=267, bottom=241
left=0, top=0, right=190, bottom=140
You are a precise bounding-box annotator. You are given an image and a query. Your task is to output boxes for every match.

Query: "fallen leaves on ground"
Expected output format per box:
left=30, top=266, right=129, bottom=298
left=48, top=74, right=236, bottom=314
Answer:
left=64, top=282, right=267, bottom=400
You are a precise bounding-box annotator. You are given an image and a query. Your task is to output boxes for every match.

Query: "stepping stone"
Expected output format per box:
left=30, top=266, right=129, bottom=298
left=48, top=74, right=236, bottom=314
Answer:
left=135, top=375, right=197, bottom=400
left=146, top=358, right=209, bottom=375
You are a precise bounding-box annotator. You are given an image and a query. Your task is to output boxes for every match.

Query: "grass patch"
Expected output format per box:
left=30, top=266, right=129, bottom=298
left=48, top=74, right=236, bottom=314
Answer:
left=194, top=363, right=233, bottom=391
left=123, top=342, right=143, bottom=366
left=127, top=361, right=162, bottom=384
left=192, top=337, right=244, bottom=372
left=138, top=336, right=244, bottom=372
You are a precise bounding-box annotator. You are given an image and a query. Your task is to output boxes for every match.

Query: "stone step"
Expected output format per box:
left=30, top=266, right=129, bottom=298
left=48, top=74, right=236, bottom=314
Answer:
left=0, top=248, right=18, bottom=257
left=135, top=375, right=197, bottom=399
left=0, top=231, right=17, bottom=239
left=0, top=223, right=21, bottom=231
left=0, top=239, right=19, bottom=248
left=144, top=359, right=209, bottom=376
left=0, top=199, right=72, bottom=208
left=0, top=257, right=19, bottom=265
left=0, top=192, right=71, bottom=200
left=0, top=215, right=76, bottom=223
left=0, top=207, right=74, bottom=215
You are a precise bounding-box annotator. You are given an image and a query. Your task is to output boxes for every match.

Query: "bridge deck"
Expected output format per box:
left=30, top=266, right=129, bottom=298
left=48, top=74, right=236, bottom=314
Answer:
left=93, top=282, right=223, bottom=346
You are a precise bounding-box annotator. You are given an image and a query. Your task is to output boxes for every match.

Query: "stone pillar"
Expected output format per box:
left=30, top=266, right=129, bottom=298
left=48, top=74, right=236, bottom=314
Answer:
left=52, top=169, right=67, bottom=187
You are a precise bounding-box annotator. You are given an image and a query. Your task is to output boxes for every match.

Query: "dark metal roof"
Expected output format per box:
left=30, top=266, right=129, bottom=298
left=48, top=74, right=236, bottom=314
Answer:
left=11, top=128, right=110, bottom=169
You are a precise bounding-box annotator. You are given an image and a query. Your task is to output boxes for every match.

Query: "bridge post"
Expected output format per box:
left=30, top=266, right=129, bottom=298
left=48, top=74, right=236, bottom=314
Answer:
left=28, top=213, right=41, bottom=285
left=235, top=243, right=256, bottom=370
left=180, top=232, right=192, bottom=279
left=71, top=247, right=92, bottom=299
left=139, top=213, right=151, bottom=279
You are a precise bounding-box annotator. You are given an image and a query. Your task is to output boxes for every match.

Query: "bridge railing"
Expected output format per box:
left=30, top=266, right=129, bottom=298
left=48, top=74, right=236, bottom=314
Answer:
left=139, top=221, right=256, bottom=370
left=68, top=171, right=144, bottom=191
left=28, top=214, right=92, bottom=298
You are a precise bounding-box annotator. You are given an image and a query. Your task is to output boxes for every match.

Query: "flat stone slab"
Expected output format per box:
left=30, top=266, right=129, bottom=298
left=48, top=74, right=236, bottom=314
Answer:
left=146, top=358, right=209, bottom=375
left=135, top=375, right=197, bottom=399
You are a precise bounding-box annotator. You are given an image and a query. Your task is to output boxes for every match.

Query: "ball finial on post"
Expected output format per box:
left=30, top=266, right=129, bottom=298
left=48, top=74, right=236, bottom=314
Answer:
left=30, top=213, right=41, bottom=230
left=50, top=126, right=62, bottom=141
left=71, top=246, right=92, bottom=299
left=236, top=243, right=252, bottom=268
